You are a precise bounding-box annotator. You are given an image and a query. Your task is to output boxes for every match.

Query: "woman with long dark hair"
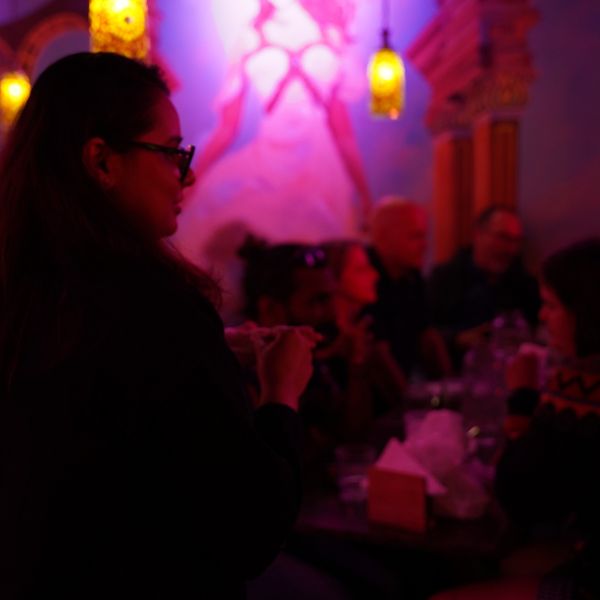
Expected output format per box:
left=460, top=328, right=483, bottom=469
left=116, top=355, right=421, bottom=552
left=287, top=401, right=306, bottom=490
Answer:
left=431, top=238, right=600, bottom=600
left=322, top=240, right=407, bottom=418
left=494, top=237, right=600, bottom=600
left=0, top=52, right=315, bottom=599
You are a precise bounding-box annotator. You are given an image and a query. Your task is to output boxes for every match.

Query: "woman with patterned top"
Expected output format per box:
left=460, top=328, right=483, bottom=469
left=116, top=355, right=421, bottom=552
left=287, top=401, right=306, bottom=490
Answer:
left=431, top=238, right=600, bottom=600
left=494, top=237, right=600, bottom=600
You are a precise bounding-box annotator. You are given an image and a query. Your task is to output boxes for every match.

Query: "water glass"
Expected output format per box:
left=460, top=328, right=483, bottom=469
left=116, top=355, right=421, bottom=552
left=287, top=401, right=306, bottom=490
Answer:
left=334, top=444, right=376, bottom=503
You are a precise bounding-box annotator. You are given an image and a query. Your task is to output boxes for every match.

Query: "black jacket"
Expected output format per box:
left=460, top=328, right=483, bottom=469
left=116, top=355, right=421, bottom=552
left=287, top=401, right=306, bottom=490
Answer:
left=495, top=368, right=600, bottom=599
left=367, top=248, right=430, bottom=376
left=428, top=248, right=540, bottom=366
left=0, top=257, right=302, bottom=599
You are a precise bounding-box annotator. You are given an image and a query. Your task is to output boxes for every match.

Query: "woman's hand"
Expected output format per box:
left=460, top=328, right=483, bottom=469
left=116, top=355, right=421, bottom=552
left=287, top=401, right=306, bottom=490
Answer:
left=315, top=316, right=373, bottom=365
left=257, top=327, right=321, bottom=410
left=506, top=352, right=540, bottom=391
left=225, top=322, right=321, bottom=369
left=224, top=322, right=261, bottom=368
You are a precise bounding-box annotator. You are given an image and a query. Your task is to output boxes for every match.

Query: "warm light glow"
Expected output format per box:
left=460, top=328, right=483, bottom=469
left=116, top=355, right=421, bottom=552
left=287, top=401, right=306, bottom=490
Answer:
left=368, top=46, right=405, bottom=119
left=89, top=0, right=149, bottom=60
left=0, top=72, right=31, bottom=128
left=113, top=0, right=132, bottom=11
left=376, top=63, right=396, bottom=82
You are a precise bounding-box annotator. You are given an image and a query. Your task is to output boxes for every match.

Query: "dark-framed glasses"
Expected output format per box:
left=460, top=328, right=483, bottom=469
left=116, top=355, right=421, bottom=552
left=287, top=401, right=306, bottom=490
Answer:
left=126, top=141, right=195, bottom=183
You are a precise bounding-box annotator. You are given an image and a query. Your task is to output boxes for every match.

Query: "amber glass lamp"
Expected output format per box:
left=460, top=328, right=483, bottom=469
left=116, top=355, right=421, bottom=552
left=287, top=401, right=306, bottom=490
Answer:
left=368, top=0, right=405, bottom=119
left=89, top=0, right=150, bottom=60
left=0, top=71, right=31, bottom=129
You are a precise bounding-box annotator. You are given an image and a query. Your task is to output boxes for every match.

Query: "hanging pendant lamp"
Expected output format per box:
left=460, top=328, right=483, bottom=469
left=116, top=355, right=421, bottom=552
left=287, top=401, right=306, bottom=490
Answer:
left=0, top=71, right=31, bottom=129
left=368, top=0, right=405, bottom=119
left=89, top=0, right=150, bottom=60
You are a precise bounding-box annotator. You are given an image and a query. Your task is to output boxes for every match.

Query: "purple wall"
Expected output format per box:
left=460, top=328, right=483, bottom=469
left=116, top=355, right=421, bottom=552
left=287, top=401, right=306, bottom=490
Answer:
left=156, top=0, right=600, bottom=262
left=3, top=0, right=598, bottom=262
left=520, top=0, right=600, bottom=264
left=156, top=0, right=437, bottom=206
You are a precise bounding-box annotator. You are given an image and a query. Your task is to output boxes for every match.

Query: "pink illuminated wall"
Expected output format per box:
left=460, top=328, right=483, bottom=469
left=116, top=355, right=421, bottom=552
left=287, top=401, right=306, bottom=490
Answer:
left=161, top=0, right=437, bottom=271
left=1, top=0, right=598, bottom=295
left=175, top=0, right=369, bottom=249
left=0, top=0, right=437, bottom=323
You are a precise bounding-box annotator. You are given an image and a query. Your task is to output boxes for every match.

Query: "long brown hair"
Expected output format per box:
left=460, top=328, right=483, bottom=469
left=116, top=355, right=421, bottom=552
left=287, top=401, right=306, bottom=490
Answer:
left=0, top=52, right=219, bottom=388
left=542, top=238, right=600, bottom=358
left=322, top=239, right=364, bottom=280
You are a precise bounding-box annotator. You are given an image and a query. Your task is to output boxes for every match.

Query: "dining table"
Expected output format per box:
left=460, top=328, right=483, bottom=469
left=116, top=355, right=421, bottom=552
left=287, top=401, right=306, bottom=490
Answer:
left=287, top=384, right=518, bottom=598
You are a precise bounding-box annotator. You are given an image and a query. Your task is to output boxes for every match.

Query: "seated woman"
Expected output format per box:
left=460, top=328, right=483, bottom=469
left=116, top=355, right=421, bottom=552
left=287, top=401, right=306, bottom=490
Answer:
left=0, top=52, right=317, bottom=599
left=322, top=240, right=407, bottom=421
left=237, top=239, right=359, bottom=455
left=237, top=239, right=394, bottom=474
left=239, top=238, right=404, bottom=599
left=431, top=237, right=600, bottom=600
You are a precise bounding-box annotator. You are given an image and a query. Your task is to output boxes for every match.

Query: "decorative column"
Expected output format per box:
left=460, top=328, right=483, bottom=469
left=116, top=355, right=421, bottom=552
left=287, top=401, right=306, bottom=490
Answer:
left=407, top=0, right=538, bottom=262
left=470, top=77, right=531, bottom=215
left=434, top=130, right=474, bottom=261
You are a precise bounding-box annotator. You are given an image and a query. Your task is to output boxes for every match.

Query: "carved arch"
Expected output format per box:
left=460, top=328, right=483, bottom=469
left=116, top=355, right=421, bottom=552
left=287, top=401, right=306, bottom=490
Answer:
left=0, top=35, right=15, bottom=70
left=17, top=13, right=88, bottom=77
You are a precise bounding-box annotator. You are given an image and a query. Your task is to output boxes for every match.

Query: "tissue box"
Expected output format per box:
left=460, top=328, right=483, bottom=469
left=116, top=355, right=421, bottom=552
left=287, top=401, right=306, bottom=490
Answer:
left=367, top=466, right=427, bottom=533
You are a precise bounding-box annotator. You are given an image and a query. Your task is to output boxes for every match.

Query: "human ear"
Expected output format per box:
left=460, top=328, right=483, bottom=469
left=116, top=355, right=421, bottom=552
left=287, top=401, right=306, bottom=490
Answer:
left=82, top=137, right=118, bottom=189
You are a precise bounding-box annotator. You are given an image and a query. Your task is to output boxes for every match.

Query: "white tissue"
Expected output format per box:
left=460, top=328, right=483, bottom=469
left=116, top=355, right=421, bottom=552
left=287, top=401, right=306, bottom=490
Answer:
left=376, top=438, right=447, bottom=496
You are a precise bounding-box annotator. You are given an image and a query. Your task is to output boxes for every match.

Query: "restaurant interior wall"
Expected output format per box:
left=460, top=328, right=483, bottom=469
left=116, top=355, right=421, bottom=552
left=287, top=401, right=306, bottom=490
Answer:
left=0, top=0, right=598, bottom=269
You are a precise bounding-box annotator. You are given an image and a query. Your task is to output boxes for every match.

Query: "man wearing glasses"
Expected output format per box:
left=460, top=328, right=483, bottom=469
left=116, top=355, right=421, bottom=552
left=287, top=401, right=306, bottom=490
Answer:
left=428, top=206, right=540, bottom=369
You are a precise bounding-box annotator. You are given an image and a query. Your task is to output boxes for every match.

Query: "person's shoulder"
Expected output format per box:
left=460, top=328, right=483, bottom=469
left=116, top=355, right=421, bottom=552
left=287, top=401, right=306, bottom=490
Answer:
left=76, top=259, right=171, bottom=310
left=403, top=269, right=426, bottom=293
left=506, top=258, right=537, bottom=284
left=411, top=268, right=426, bottom=283
left=430, top=248, right=471, bottom=280
left=81, top=258, right=221, bottom=338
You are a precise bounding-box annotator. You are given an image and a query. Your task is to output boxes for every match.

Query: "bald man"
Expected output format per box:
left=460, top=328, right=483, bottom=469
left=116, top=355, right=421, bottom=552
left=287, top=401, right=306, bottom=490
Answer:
left=367, top=197, right=452, bottom=379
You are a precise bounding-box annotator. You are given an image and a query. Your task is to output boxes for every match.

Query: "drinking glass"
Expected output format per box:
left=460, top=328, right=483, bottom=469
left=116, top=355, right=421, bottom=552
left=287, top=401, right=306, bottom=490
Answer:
left=334, top=444, right=376, bottom=503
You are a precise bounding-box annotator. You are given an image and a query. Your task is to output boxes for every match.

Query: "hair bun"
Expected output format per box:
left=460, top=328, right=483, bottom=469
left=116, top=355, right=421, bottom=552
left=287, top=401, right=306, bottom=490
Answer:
left=237, top=234, right=270, bottom=262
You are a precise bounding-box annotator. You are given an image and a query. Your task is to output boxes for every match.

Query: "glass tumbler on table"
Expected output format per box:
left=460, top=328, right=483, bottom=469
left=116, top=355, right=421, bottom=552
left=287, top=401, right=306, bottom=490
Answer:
left=334, top=443, right=376, bottom=503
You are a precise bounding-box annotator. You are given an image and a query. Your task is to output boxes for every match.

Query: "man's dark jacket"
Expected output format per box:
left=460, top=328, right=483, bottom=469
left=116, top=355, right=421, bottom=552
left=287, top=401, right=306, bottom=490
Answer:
left=428, top=247, right=540, bottom=365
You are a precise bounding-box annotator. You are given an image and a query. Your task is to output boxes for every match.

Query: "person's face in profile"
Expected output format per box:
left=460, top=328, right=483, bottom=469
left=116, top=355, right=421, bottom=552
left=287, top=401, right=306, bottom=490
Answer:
left=338, top=245, right=378, bottom=306
left=111, top=94, right=195, bottom=239
left=375, top=205, right=428, bottom=271
left=539, top=285, right=576, bottom=357
left=474, top=212, right=523, bottom=275
left=286, top=266, right=337, bottom=334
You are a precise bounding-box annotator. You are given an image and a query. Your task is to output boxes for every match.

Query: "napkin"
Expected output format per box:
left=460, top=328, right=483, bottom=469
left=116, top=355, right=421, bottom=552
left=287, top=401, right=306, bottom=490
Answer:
left=376, top=437, right=447, bottom=496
